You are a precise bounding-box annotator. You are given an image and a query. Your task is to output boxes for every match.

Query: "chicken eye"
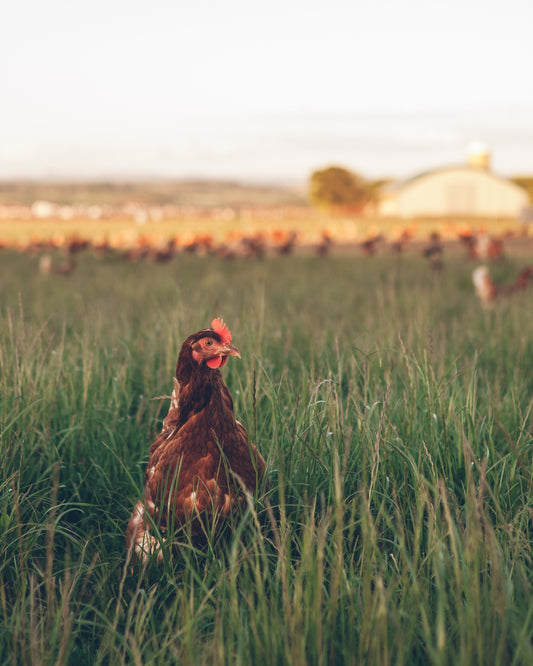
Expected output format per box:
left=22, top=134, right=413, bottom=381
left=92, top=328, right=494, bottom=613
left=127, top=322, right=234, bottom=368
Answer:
left=204, top=339, right=214, bottom=347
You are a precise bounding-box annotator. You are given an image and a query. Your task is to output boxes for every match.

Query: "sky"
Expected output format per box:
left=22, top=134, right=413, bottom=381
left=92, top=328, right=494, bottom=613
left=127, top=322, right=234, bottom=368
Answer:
left=2, top=0, right=532, bottom=183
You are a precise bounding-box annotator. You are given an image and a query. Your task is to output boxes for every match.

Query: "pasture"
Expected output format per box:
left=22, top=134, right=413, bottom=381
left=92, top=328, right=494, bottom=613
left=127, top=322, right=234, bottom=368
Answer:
left=0, top=247, right=532, bottom=664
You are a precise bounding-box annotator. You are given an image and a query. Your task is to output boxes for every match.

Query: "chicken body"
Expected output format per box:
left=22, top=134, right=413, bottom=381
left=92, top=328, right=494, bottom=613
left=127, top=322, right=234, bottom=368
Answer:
left=473, top=265, right=533, bottom=307
left=126, top=319, right=267, bottom=562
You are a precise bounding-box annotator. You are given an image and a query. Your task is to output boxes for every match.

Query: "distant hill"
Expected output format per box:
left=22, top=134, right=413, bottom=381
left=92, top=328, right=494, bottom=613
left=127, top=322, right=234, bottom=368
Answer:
left=0, top=180, right=309, bottom=208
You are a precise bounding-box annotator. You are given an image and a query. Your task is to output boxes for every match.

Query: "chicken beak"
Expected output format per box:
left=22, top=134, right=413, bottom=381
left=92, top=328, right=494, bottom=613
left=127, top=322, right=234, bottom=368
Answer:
left=224, top=343, right=241, bottom=359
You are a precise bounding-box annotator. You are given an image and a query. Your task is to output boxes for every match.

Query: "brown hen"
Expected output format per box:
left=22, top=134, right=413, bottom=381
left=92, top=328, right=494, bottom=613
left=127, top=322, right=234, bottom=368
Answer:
left=126, top=318, right=267, bottom=562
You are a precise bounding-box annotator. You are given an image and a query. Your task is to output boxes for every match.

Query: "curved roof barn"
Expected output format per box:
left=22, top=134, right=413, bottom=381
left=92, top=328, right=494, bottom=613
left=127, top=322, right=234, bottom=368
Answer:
left=379, top=146, right=528, bottom=218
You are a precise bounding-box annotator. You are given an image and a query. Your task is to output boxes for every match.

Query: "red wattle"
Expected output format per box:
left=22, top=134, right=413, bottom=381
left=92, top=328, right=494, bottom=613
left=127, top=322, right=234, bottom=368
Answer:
left=206, top=356, right=223, bottom=369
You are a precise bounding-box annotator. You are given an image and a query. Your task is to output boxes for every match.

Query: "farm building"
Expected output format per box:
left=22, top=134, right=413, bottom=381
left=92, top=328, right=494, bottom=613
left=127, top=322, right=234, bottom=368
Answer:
left=378, top=144, right=528, bottom=218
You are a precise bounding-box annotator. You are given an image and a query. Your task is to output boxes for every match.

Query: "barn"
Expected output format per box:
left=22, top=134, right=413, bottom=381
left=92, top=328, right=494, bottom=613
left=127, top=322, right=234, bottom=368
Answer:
left=379, top=145, right=528, bottom=218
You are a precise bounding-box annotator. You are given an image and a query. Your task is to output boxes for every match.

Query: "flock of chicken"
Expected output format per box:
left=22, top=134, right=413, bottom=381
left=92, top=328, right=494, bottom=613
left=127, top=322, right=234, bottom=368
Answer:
left=0, top=223, right=523, bottom=265
left=5, top=223, right=533, bottom=304
left=6, top=228, right=323, bottom=265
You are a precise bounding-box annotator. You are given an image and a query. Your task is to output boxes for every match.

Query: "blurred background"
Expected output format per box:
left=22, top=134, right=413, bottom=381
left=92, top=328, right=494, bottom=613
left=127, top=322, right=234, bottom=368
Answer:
left=1, top=0, right=533, bottom=249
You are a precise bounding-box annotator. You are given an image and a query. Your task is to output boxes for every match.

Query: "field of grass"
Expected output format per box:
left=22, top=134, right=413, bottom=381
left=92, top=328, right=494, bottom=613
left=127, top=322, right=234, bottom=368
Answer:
left=1, top=248, right=532, bottom=664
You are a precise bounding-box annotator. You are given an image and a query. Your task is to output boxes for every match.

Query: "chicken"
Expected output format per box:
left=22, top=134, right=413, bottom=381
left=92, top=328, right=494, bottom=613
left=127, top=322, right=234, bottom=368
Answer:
left=360, top=234, right=383, bottom=256
left=472, top=265, right=533, bottom=307
left=315, top=230, right=333, bottom=257
left=39, top=254, right=77, bottom=276
left=126, top=318, right=267, bottom=563
left=422, top=232, right=444, bottom=272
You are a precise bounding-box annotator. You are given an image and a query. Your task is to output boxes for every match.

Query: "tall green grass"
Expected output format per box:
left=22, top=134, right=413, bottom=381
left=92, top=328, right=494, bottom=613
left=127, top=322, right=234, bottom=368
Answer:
left=0, top=249, right=532, bottom=664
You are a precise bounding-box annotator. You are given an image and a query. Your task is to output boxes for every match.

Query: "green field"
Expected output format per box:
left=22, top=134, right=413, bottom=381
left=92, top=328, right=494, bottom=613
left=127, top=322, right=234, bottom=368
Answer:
left=1, top=249, right=532, bottom=664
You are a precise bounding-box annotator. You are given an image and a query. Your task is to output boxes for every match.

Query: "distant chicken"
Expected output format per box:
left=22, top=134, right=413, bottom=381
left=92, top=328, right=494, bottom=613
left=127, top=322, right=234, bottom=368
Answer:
left=472, top=265, right=533, bottom=307
left=39, top=254, right=77, bottom=276
left=360, top=234, right=383, bottom=256
left=422, top=232, right=444, bottom=271
left=315, top=230, right=333, bottom=257
left=126, top=318, right=267, bottom=562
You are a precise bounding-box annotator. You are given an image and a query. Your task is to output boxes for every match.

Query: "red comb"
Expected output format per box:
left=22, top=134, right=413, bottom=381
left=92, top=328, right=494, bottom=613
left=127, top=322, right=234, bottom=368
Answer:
left=211, top=317, right=232, bottom=344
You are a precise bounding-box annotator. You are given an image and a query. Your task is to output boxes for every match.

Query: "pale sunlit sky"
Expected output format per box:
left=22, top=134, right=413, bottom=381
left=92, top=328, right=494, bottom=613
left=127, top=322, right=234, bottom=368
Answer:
left=2, top=0, right=532, bottom=183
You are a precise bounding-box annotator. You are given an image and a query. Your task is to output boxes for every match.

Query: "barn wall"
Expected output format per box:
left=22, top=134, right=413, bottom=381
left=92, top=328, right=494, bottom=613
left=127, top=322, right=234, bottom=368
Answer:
left=382, top=168, right=528, bottom=218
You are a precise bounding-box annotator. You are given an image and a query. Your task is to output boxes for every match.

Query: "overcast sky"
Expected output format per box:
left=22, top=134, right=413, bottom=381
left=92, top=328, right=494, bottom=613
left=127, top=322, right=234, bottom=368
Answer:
left=2, top=0, right=532, bottom=182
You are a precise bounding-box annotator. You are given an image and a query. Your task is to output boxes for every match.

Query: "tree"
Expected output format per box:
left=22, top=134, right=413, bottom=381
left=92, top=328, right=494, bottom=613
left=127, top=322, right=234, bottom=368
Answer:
left=308, top=165, right=373, bottom=212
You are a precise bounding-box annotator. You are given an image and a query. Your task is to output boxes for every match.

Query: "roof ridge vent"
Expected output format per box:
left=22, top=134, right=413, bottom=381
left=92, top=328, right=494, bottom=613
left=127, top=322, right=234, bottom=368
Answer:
left=466, top=141, right=491, bottom=170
